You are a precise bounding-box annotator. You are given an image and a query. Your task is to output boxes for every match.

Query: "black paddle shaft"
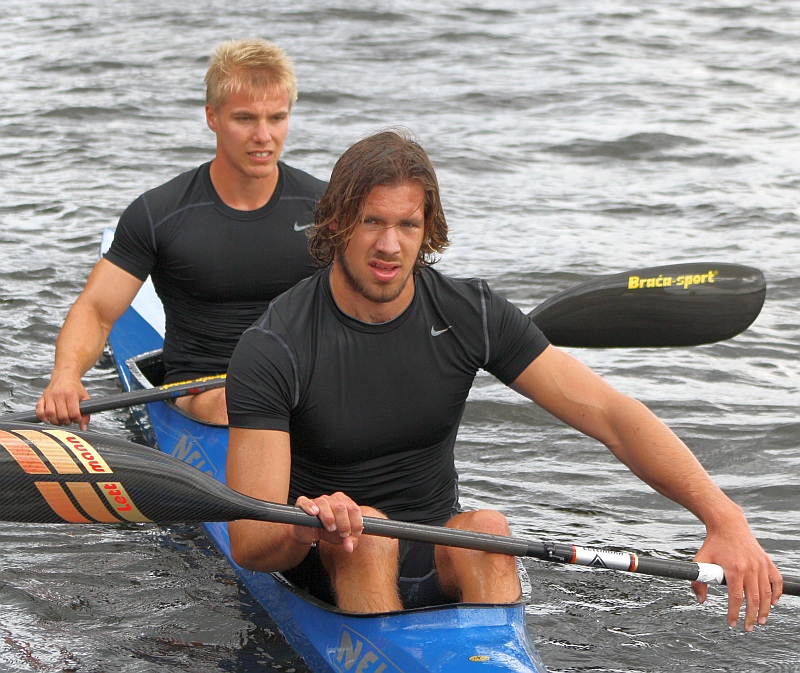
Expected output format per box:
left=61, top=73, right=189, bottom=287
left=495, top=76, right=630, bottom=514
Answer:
left=0, top=375, right=226, bottom=424
left=0, top=423, right=797, bottom=596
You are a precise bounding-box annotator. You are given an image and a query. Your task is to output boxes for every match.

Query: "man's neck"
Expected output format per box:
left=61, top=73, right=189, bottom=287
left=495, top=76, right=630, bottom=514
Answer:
left=328, top=265, right=416, bottom=324
left=208, top=160, right=280, bottom=211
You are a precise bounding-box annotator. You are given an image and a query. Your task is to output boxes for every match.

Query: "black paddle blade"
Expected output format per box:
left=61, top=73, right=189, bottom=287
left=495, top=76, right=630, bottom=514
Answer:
left=529, top=263, right=765, bottom=348
left=0, top=423, right=283, bottom=525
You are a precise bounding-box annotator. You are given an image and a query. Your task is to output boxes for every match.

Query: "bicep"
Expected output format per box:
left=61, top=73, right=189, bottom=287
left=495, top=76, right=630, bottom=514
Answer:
left=227, top=427, right=292, bottom=504
left=509, top=345, right=632, bottom=446
left=226, top=427, right=297, bottom=569
left=74, top=259, right=144, bottom=330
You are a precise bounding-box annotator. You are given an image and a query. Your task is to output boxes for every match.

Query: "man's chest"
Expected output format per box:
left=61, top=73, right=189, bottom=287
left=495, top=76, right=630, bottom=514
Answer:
left=290, top=318, right=481, bottom=465
left=154, top=213, right=315, bottom=301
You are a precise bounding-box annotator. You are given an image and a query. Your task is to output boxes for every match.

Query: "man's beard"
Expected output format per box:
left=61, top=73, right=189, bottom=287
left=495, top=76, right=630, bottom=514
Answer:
left=336, top=248, right=412, bottom=305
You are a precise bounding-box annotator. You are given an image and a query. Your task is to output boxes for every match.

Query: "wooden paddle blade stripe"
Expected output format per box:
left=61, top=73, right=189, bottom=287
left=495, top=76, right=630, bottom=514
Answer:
left=529, top=263, right=766, bottom=347
left=0, top=423, right=262, bottom=525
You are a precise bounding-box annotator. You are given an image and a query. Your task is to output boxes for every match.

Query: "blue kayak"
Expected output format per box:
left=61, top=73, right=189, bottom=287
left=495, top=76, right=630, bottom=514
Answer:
left=102, top=229, right=549, bottom=673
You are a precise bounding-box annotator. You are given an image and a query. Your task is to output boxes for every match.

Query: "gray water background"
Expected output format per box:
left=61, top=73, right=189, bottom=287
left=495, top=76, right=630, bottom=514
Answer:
left=0, top=1, right=798, bottom=671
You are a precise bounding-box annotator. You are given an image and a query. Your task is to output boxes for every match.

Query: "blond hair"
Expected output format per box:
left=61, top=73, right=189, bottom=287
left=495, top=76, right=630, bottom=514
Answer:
left=205, top=38, right=297, bottom=110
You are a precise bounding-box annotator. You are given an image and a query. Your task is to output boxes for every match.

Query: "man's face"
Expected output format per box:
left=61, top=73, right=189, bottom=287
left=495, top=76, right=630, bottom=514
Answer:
left=206, top=83, right=290, bottom=185
left=331, top=182, right=426, bottom=322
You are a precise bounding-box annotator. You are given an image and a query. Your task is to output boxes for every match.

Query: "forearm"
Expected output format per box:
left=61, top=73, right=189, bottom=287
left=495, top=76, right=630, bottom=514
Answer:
left=229, top=518, right=314, bottom=572
left=51, top=300, right=113, bottom=380
left=38, top=298, right=117, bottom=426
left=226, top=428, right=312, bottom=572
left=516, top=348, right=744, bottom=529
left=49, top=257, right=143, bottom=383
left=514, top=347, right=780, bottom=629
left=604, top=397, right=746, bottom=531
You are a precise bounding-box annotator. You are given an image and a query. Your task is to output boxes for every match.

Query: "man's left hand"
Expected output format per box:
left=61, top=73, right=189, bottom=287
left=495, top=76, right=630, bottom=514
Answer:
left=692, top=520, right=783, bottom=631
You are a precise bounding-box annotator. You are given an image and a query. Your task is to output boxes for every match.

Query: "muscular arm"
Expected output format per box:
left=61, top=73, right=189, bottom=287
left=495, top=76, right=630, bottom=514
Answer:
left=227, top=427, right=314, bottom=572
left=511, top=345, right=783, bottom=630
left=36, top=259, right=143, bottom=428
left=227, top=427, right=363, bottom=573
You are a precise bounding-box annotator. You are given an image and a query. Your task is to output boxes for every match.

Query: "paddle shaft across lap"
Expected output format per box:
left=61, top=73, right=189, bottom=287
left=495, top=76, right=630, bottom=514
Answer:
left=0, top=423, right=796, bottom=596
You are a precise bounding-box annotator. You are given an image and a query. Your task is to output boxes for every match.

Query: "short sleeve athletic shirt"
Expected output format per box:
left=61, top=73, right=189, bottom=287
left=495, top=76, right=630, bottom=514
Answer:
left=226, top=267, right=550, bottom=524
left=104, top=161, right=327, bottom=382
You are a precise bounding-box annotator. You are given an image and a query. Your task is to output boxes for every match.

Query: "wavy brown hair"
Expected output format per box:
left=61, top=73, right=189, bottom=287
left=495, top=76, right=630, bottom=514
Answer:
left=309, top=129, right=449, bottom=268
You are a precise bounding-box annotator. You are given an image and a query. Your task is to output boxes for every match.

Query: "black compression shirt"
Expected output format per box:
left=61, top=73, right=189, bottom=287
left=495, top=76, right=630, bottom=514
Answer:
left=104, top=161, right=327, bottom=382
left=226, top=267, right=549, bottom=524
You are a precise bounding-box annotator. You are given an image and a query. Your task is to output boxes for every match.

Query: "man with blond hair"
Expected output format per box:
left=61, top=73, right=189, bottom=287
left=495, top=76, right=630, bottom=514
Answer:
left=37, top=38, right=326, bottom=427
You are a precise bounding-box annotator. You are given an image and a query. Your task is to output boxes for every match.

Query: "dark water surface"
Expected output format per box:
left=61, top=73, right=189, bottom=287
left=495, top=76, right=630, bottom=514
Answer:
left=1, top=1, right=798, bottom=671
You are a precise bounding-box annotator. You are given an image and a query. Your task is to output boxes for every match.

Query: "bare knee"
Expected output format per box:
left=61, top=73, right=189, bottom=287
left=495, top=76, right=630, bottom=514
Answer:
left=320, top=506, right=398, bottom=569
left=319, top=506, right=401, bottom=612
left=436, top=510, right=519, bottom=603
left=438, top=509, right=515, bottom=570
left=174, top=387, right=228, bottom=425
left=447, top=509, right=512, bottom=536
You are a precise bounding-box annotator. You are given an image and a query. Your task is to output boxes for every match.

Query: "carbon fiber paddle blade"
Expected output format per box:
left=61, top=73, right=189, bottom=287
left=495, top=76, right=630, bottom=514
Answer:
left=529, top=263, right=765, bottom=348
left=0, top=424, right=254, bottom=524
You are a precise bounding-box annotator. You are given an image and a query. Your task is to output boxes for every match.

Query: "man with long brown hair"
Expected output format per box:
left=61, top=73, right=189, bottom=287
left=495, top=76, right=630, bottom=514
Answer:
left=37, top=38, right=326, bottom=427
left=225, top=129, right=782, bottom=628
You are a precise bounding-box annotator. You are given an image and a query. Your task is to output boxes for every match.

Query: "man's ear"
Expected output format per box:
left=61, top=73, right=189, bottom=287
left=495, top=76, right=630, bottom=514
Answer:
left=329, top=219, right=339, bottom=231
left=205, top=104, right=218, bottom=133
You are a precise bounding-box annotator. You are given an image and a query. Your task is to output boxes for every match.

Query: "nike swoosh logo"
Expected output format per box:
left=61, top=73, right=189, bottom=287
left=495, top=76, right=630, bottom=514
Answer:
left=293, top=221, right=314, bottom=232
left=431, top=325, right=452, bottom=337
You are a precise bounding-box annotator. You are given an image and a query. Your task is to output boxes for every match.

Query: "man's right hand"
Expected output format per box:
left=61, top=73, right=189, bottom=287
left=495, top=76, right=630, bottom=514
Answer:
left=295, top=492, right=364, bottom=554
left=36, top=373, right=91, bottom=430
left=35, top=258, right=144, bottom=431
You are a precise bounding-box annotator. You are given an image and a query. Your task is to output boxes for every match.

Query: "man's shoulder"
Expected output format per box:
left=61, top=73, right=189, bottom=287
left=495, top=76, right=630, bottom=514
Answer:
left=144, top=163, right=206, bottom=194
left=418, top=267, right=488, bottom=302
left=417, top=268, right=521, bottom=327
left=252, top=269, right=327, bottom=331
left=132, top=163, right=209, bottom=213
left=278, top=162, right=328, bottom=198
